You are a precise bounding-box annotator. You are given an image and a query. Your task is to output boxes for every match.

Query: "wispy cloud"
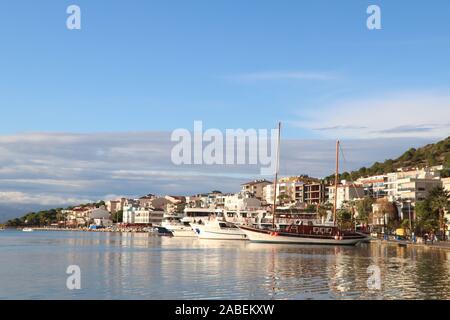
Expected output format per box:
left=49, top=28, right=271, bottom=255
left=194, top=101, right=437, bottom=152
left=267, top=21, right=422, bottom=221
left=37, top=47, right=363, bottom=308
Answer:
left=226, top=71, right=337, bottom=82
left=293, top=90, right=450, bottom=139
left=374, top=123, right=450, bottom=134
left=315, top=125, right=368, bottom=131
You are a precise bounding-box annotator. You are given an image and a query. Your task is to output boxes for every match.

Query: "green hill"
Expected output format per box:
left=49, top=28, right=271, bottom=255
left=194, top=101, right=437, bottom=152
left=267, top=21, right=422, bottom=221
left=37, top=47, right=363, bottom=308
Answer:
left=327, top=136, right=450, bottom=181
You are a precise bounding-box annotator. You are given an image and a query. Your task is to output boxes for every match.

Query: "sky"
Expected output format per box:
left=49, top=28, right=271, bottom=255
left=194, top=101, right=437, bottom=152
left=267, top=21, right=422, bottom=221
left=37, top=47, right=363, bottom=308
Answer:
left=0, top=0, right=449, bottom=218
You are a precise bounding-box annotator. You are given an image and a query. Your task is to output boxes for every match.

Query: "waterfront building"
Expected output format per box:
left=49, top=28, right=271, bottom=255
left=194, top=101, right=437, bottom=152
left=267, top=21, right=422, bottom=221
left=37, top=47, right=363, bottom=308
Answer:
left=123, top=204, right=136, bottom=224
left=224, top=192, right=262, bottom=211
left=385, top=167, right=442, bottom=219
left=241, top=180, right=272, bottom=200
left=263, top=181, right=305, bottom=205
left=370, top=198, right=399, bottom=233
left=138, top=194, right=156, bottom=208
left=105, top=198, right=126, bottom=214
left=385, top=167, right=442, bottom=201
left=327, top=181, right=365, bottom=209
left=304, top=182, right=327, bottom=205
left=134, top=208, right=164, bottom=225
left=356, top=175, right=388, bottom=198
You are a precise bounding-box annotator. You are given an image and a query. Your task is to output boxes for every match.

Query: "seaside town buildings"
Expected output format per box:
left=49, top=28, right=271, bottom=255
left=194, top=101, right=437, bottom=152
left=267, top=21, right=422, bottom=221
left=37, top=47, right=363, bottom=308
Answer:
left=62, top=205, right=112, bottom=227
left=58, top=165, right=448, bottom=238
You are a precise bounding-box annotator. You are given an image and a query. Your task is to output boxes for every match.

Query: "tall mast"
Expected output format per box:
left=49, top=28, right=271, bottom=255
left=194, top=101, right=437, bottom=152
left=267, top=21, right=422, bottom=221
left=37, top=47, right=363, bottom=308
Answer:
left=272, top=122, right=281, bottom=229
left=333, top=140, right=340, bottom=226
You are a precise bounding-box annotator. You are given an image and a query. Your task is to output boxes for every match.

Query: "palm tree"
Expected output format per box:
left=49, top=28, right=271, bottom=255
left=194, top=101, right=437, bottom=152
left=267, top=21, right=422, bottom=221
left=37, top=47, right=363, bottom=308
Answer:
left=316, top=204, right=328, bottom=223
left=429, top=187, right=449, bottom=240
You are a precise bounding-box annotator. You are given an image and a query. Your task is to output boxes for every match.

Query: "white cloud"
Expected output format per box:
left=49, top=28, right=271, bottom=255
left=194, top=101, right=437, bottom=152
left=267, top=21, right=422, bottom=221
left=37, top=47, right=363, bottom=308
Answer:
left=293, top=91, right=450, bottom=139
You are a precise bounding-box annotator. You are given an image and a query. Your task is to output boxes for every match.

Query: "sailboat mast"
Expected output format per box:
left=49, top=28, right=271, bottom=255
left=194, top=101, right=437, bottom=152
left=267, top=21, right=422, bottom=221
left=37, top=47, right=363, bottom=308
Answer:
left=272, top=122, right=281, bottom=229
left=333, top=140, right=340, bottom=226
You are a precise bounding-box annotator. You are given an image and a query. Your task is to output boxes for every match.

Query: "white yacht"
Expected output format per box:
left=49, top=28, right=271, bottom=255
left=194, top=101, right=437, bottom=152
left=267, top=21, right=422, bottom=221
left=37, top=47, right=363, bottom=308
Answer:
left=162, top=221, right=196, bottom=237
left=190, top=217, right=247, bottom=240
left=161, top=212, right=196, bottom=237
left=22, top=228, right=34, bottom=232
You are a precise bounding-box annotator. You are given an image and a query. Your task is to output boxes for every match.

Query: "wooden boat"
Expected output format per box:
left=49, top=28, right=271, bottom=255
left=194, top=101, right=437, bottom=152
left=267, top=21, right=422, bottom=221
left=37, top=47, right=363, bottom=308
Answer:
left=239, top=224, right=366, bottom=245
left=239, top=122, right=368, bottom=246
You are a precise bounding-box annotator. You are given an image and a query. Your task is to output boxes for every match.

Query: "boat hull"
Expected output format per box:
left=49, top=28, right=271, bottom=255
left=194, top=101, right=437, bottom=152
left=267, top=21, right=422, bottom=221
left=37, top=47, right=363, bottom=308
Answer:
left=191, top=223, right=247, bottom=240
left=239, top=226, right=366, bottom=245
left=169, top=228, right=197, bottom=237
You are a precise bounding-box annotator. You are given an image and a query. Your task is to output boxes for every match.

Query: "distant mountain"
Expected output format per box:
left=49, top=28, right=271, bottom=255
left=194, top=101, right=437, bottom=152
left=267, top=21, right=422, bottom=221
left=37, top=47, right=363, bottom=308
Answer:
left=327, top=136, right=450, bottom=181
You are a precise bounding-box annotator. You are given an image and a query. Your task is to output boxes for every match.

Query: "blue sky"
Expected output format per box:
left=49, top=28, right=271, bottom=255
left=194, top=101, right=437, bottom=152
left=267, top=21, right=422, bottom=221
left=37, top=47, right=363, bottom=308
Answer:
left=0, top=1, right=449, bottom=216
left=1, top=0, right=449, bottom=138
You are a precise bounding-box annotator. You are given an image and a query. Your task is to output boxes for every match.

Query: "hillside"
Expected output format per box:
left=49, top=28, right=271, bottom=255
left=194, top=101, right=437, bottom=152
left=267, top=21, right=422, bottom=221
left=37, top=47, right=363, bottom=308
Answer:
left=327, top=136, right=450, bottom=181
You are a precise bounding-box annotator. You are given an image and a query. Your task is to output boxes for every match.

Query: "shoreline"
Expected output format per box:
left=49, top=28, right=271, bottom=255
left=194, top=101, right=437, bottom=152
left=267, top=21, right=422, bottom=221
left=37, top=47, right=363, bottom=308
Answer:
left=7, top=226, right=152, bottom=234
left=5, top=227, right=450, bottom=251
left=370, top=238, right=450, bottom=251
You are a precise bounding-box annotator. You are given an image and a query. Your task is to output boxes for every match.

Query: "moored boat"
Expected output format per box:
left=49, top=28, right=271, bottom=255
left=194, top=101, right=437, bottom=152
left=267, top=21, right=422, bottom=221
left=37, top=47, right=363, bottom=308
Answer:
left=162, top=221, right=197, bottom=237
left=161, top=212, right=197, bottom=237
left=239, top=123, right=368, bottom=246
left=190, top=218, right=247, bottom=240
left=239, top=224, right=366, bottom=245
left=22, top=228, right=34, bottom=232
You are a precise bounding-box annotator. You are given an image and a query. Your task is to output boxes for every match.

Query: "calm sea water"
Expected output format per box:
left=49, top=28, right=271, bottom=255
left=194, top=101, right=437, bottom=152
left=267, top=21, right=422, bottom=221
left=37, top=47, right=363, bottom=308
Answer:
left=0, top=230, right=449, bottom=300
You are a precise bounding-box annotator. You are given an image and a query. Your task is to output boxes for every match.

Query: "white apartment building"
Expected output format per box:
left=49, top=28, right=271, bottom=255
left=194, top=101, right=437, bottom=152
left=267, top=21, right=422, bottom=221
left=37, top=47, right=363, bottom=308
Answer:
left=134, top=208, right=164, bottom=225
left=327, top=181, right=365, bottom=209
left=122, top=204, right=137, bottom=224
left=385, top=168, right=442, bottom=203
left=356, top=175, right=387, bottom=198
left=263, top=181, right=305, bottom=205
left=224, top=193, right=261, bottom=211
left=241, top=180, right=272, bottom=200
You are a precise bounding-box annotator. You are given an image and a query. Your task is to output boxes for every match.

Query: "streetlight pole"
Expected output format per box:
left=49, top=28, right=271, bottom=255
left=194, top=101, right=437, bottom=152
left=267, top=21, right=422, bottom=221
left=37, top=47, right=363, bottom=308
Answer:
left=407, top=201, right=412, bottom=239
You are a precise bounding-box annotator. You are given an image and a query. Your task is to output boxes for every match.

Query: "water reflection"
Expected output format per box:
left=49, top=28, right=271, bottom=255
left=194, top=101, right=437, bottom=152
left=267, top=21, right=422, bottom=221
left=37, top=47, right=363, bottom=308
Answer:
left=0, top=230, right=448, bottom=299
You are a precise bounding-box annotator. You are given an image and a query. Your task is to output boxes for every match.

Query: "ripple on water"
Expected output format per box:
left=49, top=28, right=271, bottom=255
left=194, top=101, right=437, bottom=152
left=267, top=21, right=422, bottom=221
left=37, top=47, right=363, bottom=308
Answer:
left=0, top=231, right=449, bottom=299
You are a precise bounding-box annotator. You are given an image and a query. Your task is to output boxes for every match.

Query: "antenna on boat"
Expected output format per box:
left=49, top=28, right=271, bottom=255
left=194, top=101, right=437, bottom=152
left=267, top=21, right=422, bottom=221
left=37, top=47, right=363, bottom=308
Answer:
left=272, top=122, right=281, bottom=229
left=333, top=140, right=340, bottom=226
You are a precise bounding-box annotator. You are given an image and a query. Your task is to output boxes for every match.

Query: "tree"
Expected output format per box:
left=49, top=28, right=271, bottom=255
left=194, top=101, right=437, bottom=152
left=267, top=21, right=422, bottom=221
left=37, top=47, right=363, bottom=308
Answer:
left=96, top=200, right=106, bottom=208
left=336, top=208, right=352, bottom=230
left=112, top=210, right=123, bottom=223
left=400, top=219, right=412, bottom=234
left=415, top=192, right=440, bottom=236
left=355, top=197, right=374, bottom=224
left=428, top=187, right=449, bottom=240
left=277, top=194, right=290, bottom=205
left=317, top=204, right=328, bottom=220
